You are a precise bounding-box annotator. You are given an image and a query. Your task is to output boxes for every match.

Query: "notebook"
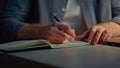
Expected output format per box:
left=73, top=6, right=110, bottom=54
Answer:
left=0, top=40, right=90, bottom=52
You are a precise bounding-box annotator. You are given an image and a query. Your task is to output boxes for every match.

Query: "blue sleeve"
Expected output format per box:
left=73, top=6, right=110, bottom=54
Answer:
left=111, top=0, right=120, bottom=24
left=0, top=0, right=30, bottom=43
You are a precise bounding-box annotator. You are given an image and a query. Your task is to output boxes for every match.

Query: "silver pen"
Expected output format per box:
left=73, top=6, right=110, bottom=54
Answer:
left=53, top=13, right=61, bottom=22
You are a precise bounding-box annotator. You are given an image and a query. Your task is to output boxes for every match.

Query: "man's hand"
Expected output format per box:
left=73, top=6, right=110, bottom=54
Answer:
left=17, top=22, right=75, bottom=44
left=76, top=22, right=120, bottom=45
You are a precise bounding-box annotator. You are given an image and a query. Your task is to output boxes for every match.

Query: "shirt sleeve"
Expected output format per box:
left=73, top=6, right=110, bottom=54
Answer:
left=0, top=0, right=30, bottom=43
left=111, top=0, right=120, bottom=24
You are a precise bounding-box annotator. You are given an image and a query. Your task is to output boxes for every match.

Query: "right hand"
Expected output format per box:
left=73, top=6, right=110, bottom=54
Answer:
left=75, top=22, right=119, bottom=45
left=17, top=22, right=75, bottom=44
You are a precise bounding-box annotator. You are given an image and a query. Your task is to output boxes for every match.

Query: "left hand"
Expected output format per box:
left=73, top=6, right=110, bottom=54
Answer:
left=76, top=22, right=120, bottom=45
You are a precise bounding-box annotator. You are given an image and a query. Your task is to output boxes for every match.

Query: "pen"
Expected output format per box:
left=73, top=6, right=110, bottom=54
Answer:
left=53, top=13, right=61, bottom=22
left=52, top=13, right=71, bottom=43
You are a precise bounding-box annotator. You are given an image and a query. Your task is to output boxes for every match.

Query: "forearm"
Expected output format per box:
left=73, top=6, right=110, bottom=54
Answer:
left=17, top=24, right=51, bottom=40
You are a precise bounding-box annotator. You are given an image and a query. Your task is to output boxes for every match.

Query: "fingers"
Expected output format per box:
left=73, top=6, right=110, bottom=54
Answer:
left=64, top=32, right=74, bottom=42
left=89, top=27, right=105, bottom=44
left=77, top=26, right=112, bottom=45
left=75, top=31, right=88, bottom=41
left=48, top=33, right=74, bottom=44
left=92, top=29, right=112, bottom=45
left=51, top=26, right=66, bottom=37
left=87, top=28, right=97, bottom=43
left=99, top=30, right=112, bottom=43
left=47, top=26, right=74, bottom=44
left=53, top=22, right=76, bottom=38
left=65, top=28, right=75, bottom=38
left=99, top=30, right=108, bottom=42
left=51, top=26, right=74, bottom=42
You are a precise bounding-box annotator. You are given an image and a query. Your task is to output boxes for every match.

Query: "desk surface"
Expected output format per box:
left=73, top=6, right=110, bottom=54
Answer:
left=7, top=45, right=120, bottom=68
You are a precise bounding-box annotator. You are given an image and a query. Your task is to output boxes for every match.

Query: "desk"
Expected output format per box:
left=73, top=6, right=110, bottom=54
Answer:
left=0, top=45, right=120, bottom=68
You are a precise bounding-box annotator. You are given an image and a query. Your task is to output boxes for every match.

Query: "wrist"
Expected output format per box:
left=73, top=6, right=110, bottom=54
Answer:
left=17, top=24, right=32, bottom=40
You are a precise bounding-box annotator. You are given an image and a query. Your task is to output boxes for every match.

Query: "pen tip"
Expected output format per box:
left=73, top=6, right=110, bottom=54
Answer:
left=53, top=13, right=57, bottom=16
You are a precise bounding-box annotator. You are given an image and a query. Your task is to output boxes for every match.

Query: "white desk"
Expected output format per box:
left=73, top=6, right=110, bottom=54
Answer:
left=0, top=45, right=119, bottom=68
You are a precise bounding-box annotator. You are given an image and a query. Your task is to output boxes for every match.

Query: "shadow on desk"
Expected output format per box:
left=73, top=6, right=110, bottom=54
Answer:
left=0, top=53, right=57, bottom=68
left=106, top=37, right=120, bottom=47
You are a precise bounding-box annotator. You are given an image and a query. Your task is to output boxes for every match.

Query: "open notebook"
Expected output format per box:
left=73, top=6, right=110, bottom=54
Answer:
left=0, top=40, right=90, bottom=52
